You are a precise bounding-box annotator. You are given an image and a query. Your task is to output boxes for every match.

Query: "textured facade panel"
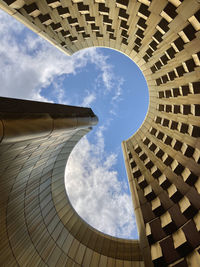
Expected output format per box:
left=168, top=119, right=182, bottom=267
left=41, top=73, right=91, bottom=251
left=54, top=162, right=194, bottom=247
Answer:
left=0, top=0, right=200, bottom=266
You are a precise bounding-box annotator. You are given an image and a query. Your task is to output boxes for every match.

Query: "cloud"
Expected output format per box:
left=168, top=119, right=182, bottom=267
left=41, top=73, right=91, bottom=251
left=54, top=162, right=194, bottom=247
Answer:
left=0, top=10, right=115, bottom=104
left=65, top=128, right=137, bottom=238
left=81, top=91, right=96, bottom=107
left=0, top=10, right=125, bottom=112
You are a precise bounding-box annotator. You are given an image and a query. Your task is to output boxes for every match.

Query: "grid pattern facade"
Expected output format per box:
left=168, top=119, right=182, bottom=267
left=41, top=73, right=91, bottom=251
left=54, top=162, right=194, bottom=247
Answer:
left=0, top=0, right=200, bottom=266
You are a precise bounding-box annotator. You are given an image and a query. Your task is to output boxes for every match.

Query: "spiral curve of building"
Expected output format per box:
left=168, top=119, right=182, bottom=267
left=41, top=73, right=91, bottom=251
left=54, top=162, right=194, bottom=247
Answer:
left=0, top=0, right=200, bottom=266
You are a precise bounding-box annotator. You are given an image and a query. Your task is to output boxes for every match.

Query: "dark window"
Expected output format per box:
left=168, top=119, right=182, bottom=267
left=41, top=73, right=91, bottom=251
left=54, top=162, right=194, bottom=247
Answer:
left=164, top=155, right=173, bottom=166
left=150, top=128, right=157, bottom=135
left=183, top=24, right=196, bottom=41
left=157, top=132, right=164, bottom=140
left=174, top=140, right=183, bottom=151
left=173, top=88, right=181, bottom=97
left=182, top=85, right=190, bottom=96
left=164, top=136, right=172, bottom=145
left=156, top=149, right=164, bottom=158
left=163, top=2, right=177, bottom=19
left=131, top=161, right=136, bottom=168
left=146, top=160, right=154, bottom=170
left=135, top=146, right=142, bottom=154
left=174, top=163, right=184, bottom=175
left=174, top=37, right=185, bottom=51
left=143, top=138, right=150, bottom=145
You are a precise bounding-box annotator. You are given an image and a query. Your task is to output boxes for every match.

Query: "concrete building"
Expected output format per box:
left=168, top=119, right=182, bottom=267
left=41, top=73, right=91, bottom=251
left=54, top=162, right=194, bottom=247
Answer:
left=0, top=0, right=200, bottom=266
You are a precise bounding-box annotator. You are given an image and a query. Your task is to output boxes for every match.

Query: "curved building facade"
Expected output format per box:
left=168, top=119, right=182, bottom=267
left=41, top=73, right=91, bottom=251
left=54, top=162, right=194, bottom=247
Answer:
left=0, top=97, right=143, bottom=267
left=0, top=0, right=200, bottom=266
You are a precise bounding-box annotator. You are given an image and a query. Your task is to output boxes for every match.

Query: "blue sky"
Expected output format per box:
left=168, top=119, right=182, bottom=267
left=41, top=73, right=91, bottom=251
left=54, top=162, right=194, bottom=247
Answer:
left=0, top=10, right=148, bottom=239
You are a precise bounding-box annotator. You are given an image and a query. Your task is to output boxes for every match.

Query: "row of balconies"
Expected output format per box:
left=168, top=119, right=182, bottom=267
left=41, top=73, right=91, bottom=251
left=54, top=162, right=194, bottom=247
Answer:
left=155, top=115, right=200, bottom=137
left=158, top=81, right=200, bottom=99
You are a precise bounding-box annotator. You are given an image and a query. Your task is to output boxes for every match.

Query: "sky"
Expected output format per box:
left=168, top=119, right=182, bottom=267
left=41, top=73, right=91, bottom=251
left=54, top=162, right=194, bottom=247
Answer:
left=0, top=10, right=149, bottom=239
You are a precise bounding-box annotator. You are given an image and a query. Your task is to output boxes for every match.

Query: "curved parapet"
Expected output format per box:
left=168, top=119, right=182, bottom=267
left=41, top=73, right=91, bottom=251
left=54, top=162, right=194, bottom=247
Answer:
left=0, top=0, right=200, bottom=266
left=0, top=97, right=143, bottom=266
left=0, top=97, right=98, bottom=143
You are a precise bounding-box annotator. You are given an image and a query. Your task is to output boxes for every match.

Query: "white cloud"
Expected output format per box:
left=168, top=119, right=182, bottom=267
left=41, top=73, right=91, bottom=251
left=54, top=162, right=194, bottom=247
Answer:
left=111, top=77, right=124, bottom=102
left=0, top=10, right=116, bottom=104
left=81, top=92, right=96, bottom=107
left=65, top=128, right=137, bottom=238
left=0, top=10, right=125, bottom=112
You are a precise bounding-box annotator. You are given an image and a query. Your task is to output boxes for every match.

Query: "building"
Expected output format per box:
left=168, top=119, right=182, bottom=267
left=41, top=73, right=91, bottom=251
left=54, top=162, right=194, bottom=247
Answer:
left=0, top=0, right=200, bottom=266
